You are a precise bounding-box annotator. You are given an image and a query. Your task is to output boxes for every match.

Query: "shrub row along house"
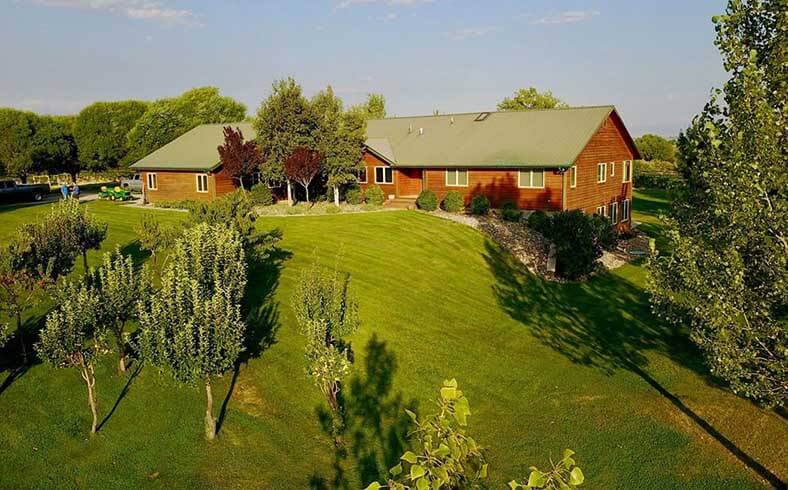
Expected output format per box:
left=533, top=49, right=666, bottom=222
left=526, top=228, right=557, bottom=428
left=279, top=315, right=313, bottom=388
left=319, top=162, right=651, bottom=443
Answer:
left=131, top=105, right=639, bottom=228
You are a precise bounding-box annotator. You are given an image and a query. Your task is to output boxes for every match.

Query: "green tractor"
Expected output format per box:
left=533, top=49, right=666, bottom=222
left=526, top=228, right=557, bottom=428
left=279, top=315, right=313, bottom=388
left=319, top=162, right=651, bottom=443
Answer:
left=98, top=185, right=133, bottom=201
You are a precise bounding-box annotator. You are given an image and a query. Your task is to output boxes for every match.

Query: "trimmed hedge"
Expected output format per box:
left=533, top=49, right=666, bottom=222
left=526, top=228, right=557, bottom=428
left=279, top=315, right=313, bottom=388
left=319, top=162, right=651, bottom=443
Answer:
left=416, top=189, right=438, bottom=211
left=442, top=191, right=464, bottom=213
left=365, top=185, right=385, bottom=206
left=249, top=183, right=274, bottom=206
left=633, top=172, right=679, bottom=189
left=470, top=195, right=490, bottom=215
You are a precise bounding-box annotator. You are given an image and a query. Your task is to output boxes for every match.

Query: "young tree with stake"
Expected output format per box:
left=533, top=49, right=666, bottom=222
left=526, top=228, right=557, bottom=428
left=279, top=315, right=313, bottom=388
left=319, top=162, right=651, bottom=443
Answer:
left=217, top=126, right=263, bottom=191
left=134, top=213, right=179, bottom=267
left=137, top=223, right=247, bottom=440
left=292, top=258, right=360, bottom=444
left=36, top=281, right=104, bottom=435
left=284, top=147, right=323, bottom=204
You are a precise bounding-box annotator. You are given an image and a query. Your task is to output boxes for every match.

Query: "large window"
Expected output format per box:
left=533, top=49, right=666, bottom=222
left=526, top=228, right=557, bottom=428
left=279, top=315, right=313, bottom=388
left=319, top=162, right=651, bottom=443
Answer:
left=609, top=201, right=618, bottom=224
left=597, top=163, right=607, bottom=183
left=570, top=166, right=577, bottom=188
left=622, top=198, right=631, bottom=221
left=446, top=169, right=468, bottom=187
left=146, top=173, right=158, bottom=190
left=622, top=160, right=632, bottom=183
left=196, top=174, right=209, bottom=193
left=375, top=166, right=393, bottom=184
left=518, top=169, right=545, bottom=188
left=357, top=167, right=367, bottom=184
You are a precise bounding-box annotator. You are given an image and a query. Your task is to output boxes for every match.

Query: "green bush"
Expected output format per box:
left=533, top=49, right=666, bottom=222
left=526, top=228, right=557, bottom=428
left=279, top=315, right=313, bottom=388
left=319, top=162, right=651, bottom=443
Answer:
left=470, top=195, right=490, bottom=215
left=499, top=200, right=522, bottom=222
left=633, top=172, right=679, bottom=189
left=154, top=199, right=199, bottom=211
left=442, top=191, right=464, bottom=213
left=249, top=183, right=274, bottom=206
left=527, top=210, right=552, bottom=235
left=365, top=185, right=385, bottom=206
left=345, top=186, right=364, bottom=205
left=548, top=210, right=618, bottom=280
left=416, top=189, right=438, bottom=211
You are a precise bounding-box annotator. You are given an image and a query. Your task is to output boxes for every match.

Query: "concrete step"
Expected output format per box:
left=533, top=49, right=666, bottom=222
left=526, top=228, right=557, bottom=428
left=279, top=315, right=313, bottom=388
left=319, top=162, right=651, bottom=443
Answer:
left=385, top=197, right=418, bottom=210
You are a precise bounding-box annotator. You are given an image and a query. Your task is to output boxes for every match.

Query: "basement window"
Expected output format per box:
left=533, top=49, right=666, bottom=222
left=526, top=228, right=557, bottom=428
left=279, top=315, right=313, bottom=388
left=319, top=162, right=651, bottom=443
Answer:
left=622, top=199, right=631, bottom=221
left=196, top=174, right=209, bottom=193
left=446, top=169, right=468, bottom=187
left=596, top=205, right=607, bottom=217
left=375, top=166, right=393, bottom=184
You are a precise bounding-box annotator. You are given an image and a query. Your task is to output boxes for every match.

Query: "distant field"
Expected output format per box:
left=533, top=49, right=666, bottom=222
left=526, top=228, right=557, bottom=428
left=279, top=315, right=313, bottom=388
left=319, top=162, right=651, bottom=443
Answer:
left=0, top=193, right=784, bottom=489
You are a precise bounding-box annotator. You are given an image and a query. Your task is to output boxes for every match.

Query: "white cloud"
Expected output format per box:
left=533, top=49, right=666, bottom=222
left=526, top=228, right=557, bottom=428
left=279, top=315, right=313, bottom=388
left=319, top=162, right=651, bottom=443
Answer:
left=447, top=26, right=498, bottom=41
left=530, top=10, right=599, bottom=25
left=29, top=0, right=200, bottom=26
left=338, top=0, right=434, bottom=8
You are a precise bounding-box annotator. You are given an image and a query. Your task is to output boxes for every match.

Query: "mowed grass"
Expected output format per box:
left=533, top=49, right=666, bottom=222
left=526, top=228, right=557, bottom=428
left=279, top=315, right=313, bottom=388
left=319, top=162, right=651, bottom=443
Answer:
left=0, top=194, right=785, bottom=489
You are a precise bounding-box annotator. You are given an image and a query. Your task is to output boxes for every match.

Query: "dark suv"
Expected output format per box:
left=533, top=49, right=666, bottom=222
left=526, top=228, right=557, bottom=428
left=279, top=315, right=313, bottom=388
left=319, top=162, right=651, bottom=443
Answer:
left=0, top=180, right=50, bottom=203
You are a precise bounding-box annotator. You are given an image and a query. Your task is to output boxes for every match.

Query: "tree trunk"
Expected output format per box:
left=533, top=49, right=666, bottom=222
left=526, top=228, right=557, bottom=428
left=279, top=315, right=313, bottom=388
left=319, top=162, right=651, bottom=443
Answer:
left=205, top=378, right=216, bottom=441
left=116, top=322, right=126, bottom=373
left=325, top=382, right=343, bottom=446
left=82, top=250, right=89, bottom=278
left=305, top=185, right=310, bottom=204
left=81, top=364, right=98, bottom=435
left=333, top=185, right=340, bottom=207
left=287, top=181, right=293, bottom=206
left=16, top=311, right=27, bottom=364
left=239, top=177, right=245, bottom=191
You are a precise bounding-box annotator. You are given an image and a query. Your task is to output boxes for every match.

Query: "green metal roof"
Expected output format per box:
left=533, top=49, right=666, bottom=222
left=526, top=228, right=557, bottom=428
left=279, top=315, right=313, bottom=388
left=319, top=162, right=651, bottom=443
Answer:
left=131, top=123, right=255, bottom=171
left=364, top=106, right=617, bottom=169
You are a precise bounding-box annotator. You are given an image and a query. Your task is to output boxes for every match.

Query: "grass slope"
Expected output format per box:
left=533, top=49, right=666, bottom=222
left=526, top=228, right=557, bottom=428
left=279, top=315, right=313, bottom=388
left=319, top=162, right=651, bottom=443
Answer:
left=0, top=195, right=785, bottom=489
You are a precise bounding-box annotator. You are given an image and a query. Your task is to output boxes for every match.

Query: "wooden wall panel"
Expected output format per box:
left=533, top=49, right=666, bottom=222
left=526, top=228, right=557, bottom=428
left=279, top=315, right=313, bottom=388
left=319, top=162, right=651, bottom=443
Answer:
left=359, top=152, right=397, bottom=197
left=142, top=169, right=236, bottom=203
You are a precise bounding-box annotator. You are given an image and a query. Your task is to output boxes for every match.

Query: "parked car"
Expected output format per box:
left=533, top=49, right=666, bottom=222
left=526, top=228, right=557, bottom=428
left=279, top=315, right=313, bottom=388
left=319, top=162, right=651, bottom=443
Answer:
left=121, top=174, right=143, bottom=192
left=0, top=179, right=50, bottom=203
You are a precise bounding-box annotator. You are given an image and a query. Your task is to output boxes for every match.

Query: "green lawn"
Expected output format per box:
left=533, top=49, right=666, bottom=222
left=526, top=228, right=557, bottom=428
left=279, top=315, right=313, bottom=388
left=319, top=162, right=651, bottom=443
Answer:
left=0, top=194, right=785, bottom=489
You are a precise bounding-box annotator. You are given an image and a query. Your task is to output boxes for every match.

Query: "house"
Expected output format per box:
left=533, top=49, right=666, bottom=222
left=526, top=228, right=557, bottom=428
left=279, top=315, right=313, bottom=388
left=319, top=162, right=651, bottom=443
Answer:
left=359, top=106, right=640, bottom=228
left=131, top=123, right=254, bottom=203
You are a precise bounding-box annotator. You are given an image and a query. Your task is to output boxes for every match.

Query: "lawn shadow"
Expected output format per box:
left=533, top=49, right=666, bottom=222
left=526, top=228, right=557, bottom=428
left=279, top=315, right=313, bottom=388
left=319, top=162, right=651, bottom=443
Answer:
left=483, top=240, right=784, bottom=488
left=0, top=314, right=46, bottom=397
left=216, top=229, right=291, bottom=435
left=119, top=240, right=152, bottom=269
left=309, top=335, right=417, bottom=489
left=97, top=363, right=143, bottom=431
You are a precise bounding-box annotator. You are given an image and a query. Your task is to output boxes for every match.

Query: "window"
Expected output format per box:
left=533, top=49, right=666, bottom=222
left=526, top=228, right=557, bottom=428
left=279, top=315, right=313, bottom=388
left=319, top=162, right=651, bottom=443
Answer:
left=570, top=166, right=577, bottom=188
left=609, top=201, right=618, bottom=224
left=622, top=160, right=632, bottom=183
left=622, top=199, right=631, bottom=221
left=446, top=169, right=468, bottom=187
left=146, top=173, right=158, bottom=190
left=196, top=174, right=208, bottom=193
left=518, top=169, right=545, bottom=188
left=375, top=166, right=393, bottom=184
left=597, top=163, right=607, bottom=183
left=357, top=167, right=367, bottom=184
left=596, top=205, right=607, bottom=217
left=610, top=162, right=615, bottom=176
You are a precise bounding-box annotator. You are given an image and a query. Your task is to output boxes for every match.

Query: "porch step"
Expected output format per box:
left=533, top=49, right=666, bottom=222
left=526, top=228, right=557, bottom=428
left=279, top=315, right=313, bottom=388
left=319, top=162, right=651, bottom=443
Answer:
left=384, top=197, right=418, bottom=210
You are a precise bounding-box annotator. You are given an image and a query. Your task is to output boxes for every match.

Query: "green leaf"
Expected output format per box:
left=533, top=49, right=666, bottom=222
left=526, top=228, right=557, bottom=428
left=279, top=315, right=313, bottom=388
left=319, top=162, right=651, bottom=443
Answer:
left=454, top=397, right=470, bottom=425
left=401, top=451, right=418, bottom=464
left=479, top=463, right=488, bottom=478
left=527, top=470, right=546, bottom=488
left=405, top=409, right=418, bottom=421
left=416, top=477, right=429, bottom=490
left=508, top=481, right=522, bottom=489
left=562, top=448, right=575, bottom=460
left=443, top=378, right=458, bottom=388
left=364, top=483, right=382, bottom=490
left=440, top=386, right=457, bottom=401
left=389, top=463, right=403, bottom=476
left=410, top=464, right=425, bottom=480
left=569, top=467, right=585, bottom=486
left=434, top=444, right=450, bottom=458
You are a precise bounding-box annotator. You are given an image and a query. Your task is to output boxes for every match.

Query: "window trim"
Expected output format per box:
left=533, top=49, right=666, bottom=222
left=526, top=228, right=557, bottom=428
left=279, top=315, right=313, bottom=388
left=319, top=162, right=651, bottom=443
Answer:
left=146, top=172, right=158, bottom=191
left=610, top=162, right=615, bottom=177
left=609, top=201, right=619, bottom=224
left=622, top=198, right=631, bottom=221
left=597, top=163, right=607, bottom=183
left=622, top=160, right=632, bottom=183
left=357, top=167, right=368, bottom=184
left=196, top=173, right=209, bottom=193
left=445, top=169, right=469, bottom=187
left=517, top=169, right=545, bottom=189
left=596, top=205, right=607, bottom=217
left=570, top=166, right=577, bottom=188
left=374, top=166, right=393, bottom=184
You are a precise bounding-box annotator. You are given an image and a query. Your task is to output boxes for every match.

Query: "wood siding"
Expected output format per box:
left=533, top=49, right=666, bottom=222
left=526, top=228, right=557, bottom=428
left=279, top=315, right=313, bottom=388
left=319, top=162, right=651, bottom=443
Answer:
left=397, top=168, right=422, bottom=197
left=360, top=152, right=397, bottom=197
left=566, top=112, right=635, bottom=228
left=142, top=167, right=237, bottom=203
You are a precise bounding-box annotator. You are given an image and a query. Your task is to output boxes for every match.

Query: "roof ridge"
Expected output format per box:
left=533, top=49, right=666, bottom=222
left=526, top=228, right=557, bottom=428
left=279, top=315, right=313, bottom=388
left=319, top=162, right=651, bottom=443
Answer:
left=370, top=105, right=615, bottom=121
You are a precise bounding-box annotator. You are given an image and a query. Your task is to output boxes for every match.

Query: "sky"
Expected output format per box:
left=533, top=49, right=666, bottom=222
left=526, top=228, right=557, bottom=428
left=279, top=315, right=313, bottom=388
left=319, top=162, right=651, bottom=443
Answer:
left=0, top=0, right=729, bottom=137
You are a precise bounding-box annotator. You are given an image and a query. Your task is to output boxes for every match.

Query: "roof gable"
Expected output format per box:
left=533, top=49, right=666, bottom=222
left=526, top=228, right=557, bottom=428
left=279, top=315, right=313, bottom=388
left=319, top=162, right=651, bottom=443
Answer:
left=364, top=106, right=617, bottom=169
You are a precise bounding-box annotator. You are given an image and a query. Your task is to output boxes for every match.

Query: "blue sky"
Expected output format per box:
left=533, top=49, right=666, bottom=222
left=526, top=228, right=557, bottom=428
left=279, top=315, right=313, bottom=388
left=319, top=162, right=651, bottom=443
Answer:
left=0, top=0, right=728, bottom=136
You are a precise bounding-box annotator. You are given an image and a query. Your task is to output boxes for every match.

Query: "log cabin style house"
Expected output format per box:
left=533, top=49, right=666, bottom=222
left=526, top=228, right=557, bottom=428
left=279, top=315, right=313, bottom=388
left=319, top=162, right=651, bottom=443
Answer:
left=131, top=106, right=639, bottom=228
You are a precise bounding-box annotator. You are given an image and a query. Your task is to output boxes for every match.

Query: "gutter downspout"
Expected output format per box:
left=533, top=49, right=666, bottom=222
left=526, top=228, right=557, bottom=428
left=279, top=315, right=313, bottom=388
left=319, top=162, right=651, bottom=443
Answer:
left=561, top=168, right=568, bottom=211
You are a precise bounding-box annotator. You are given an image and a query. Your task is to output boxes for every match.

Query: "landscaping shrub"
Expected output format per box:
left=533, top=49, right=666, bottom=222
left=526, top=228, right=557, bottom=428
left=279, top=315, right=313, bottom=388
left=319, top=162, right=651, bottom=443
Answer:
left=499, top=200, right=522, bottom=222
left=416, top=189, right=438, bottom=211
left=442, top=190, right=464, bottom=213
left=249, top=183, right=274, bottom=206
left=365, top=185, right=385, bottom=206
left=633, top=172, right=679, bottom=189
left=527, top=210, right=552, bottom=235
left=345, top=186, right=364, bottom=205
left=548, top=210, right=618, bottom=280
left=470, top=195, right=490, bottom=215
left=154, top=199, right=199, bottom=211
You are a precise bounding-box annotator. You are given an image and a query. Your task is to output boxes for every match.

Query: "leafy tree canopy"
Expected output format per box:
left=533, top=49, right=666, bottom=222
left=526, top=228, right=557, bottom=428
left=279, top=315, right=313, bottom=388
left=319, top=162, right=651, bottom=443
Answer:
left=126, top=87, right=246, bottom=166
left=648, top=0, right=787, bottom=407
left=634, top=134, right=676, bottom=163
left=73, top=100, right=148, bottom=172
left=217, top=125, right=262, bottom=190
left=0, top=108, right=38, bottom=180
left=497, top=87, right=568, bottom=111
left=349, top=93, right=387, bottom=120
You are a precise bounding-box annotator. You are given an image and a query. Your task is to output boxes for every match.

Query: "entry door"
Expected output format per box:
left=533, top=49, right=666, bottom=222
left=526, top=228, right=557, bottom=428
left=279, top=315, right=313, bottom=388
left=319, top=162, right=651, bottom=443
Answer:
left=397, top=168, right=423, bottom=197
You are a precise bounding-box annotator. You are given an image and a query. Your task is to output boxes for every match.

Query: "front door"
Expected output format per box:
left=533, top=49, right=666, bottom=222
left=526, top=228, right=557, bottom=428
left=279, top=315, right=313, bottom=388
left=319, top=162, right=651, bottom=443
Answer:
left=397, top=168, right=423, bottom=198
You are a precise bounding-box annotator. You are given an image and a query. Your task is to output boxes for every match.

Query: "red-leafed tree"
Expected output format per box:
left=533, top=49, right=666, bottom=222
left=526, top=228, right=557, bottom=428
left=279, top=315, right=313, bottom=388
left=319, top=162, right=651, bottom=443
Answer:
left=217, top=126, right=262, bottom=191
left=284, top=147, right=323, bottom=203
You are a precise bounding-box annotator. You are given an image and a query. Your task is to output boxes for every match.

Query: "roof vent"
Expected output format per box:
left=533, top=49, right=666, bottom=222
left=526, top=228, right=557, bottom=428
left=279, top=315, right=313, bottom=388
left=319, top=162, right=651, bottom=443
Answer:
left=474, top=112, right=491, bottom=122
left=419, top=127, right=424, bottom=135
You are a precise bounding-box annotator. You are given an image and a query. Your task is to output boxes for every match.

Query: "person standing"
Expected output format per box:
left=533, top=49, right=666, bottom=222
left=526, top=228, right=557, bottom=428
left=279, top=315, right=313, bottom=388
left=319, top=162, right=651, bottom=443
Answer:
left=60, top=182, right=69, bottom=200
left=71, top=183, right=81, bottom=200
